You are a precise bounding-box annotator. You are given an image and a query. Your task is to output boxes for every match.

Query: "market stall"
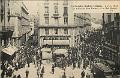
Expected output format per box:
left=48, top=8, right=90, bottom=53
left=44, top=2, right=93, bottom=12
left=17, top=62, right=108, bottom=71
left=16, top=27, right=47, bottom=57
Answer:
left=53, top=49, right=68, bottom=57
left=41, top=48, right=52, bottom=60
left=1, top=46, right=18, bottom=61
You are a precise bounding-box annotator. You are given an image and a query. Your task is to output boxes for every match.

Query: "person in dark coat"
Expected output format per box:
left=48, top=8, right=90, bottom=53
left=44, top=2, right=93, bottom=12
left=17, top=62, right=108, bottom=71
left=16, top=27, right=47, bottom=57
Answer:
left=62, top=72, right=66, bottom=78
left=17, top=75, right=21, bottom=78
left=40, top=66, right=44, bottom=78
left=52, top=64, right=54, bottom=74
left=8, top=68, right=13, bottom=77
left=81, top=71, right=85, bottom=78
left=1, top=70, right=5, bottom=78
left=13, top=75, right=17, bottom=78
left=41, top=66, right=44, bottom=74
left=25, top=69, right=29, bottom=78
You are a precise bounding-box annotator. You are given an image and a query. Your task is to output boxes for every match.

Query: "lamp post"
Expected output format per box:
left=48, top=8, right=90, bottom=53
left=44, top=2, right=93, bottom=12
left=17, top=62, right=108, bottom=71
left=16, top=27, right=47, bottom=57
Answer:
left=52, top=36, right=54, bottom=61
left=116, top=13, right=120, bottom=74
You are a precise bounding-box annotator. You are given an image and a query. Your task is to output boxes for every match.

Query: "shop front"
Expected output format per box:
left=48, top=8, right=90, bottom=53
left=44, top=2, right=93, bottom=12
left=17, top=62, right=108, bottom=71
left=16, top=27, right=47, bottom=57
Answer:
left=43, top=40, right=70, bottom=49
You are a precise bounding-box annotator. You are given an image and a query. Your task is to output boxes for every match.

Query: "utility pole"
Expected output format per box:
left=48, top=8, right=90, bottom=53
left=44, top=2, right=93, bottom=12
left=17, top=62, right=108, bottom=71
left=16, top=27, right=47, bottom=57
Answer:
left=3, top=0, right=6, bottom=47
left=116, top=13, right=120, bottom=73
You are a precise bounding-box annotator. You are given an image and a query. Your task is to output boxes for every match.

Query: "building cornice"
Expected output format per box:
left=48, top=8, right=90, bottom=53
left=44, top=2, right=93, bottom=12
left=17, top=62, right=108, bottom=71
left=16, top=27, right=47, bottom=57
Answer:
left=40, top=35, right=71, bottom=37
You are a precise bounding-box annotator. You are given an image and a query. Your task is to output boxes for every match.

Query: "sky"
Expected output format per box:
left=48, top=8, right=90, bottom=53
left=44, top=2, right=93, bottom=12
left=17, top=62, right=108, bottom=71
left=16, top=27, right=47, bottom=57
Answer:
left=23, top=1, right=39, bottom=15
left=23, top=1, right=103, bottom=20
left=91, top=13, right=103, bottom=19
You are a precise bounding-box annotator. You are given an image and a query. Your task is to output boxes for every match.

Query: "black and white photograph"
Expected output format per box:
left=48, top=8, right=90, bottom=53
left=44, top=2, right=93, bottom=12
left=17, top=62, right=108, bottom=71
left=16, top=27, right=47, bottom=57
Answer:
left=0, top=0, right=120, bottom=78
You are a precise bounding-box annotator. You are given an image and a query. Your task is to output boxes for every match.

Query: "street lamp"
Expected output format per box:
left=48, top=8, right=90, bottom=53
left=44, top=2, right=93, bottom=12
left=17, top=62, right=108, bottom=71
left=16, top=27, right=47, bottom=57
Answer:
left=52, top=36, right=54, bottom=61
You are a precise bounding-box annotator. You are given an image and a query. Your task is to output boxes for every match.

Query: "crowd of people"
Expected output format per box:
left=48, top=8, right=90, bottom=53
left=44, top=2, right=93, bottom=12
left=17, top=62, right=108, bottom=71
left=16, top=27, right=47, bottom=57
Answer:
left=1, top=44, right=42, bottom=78
left=1, top=41, right=92, bottom=78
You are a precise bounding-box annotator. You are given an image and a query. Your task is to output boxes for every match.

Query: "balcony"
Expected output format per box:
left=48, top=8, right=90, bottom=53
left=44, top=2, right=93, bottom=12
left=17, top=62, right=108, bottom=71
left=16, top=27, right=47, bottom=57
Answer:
left=44, top=2, right=49, bottom=5
left=44, top=13, right=49, bottom=17
left=21, top=13, right=29, bottom=20
left=2, top=26, right=14, bottom=31
left=52, top=13, right=60, bottom=18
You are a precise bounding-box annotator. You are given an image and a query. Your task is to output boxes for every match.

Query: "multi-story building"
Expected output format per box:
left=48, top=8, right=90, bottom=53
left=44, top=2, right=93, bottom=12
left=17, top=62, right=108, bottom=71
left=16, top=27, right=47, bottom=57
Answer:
left=74, top=13, right=91, bottom=47
left=38, top=0, right=91, bottom=49
left=0, top=0, right=14, bottom=47
left=9, top=1, right=31, bottom=47
left=38, top=0, right=76, bottom=49
left=0, top=0, right=31, bottom=48
left=102, top=13, right=120, bottom=69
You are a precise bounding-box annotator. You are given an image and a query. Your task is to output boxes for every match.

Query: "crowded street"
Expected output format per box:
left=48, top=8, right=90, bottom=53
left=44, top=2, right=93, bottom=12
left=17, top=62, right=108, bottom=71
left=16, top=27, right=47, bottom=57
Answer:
left=13, top=59, right=92, bottom=78
left=1, top=44, right=93, bottom=78
left=1, top=0, right=120, bottom=78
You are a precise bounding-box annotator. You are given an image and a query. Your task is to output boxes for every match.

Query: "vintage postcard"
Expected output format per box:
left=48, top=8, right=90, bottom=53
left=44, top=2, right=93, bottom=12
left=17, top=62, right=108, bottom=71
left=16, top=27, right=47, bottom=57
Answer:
left=0, top=0, right=120, bottom=78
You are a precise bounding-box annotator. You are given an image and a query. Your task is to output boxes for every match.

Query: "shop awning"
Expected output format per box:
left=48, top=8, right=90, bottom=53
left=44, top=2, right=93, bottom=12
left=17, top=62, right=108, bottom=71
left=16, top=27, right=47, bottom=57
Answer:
left=42, top=52, right=52, bottom=60
left=105, top=60, right=115, bottom=65
left=41, top=48, right=51, bottom=52
left=95, top=63, right=113, bottom=73
left=41, top=48, right=52, bottom=59
left=54, top=49, right=68, bottom=56
left=2, top=46, right=18, bottom=56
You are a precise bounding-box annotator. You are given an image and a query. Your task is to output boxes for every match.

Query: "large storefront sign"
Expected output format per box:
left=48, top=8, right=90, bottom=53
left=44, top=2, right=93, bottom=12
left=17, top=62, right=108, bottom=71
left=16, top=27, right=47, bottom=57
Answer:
left=43, top=40, right=69, bottom=45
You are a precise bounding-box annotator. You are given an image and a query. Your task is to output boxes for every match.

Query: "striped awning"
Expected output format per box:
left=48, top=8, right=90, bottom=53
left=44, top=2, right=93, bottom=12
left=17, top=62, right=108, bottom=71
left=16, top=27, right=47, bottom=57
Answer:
left=2, top=46, right=18, bottom=56
left=54, top=49, right=68, bottom=56
left=95, top=63, right=113, bottom=72
left=41, top=48, right=51, bottom=52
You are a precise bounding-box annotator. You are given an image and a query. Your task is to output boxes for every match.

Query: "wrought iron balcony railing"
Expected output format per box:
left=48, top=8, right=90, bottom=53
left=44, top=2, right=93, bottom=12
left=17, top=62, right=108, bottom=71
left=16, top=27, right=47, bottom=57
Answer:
left=52, top=13, right=60, bottom=18
left=44, top=13, right=49, bottom=17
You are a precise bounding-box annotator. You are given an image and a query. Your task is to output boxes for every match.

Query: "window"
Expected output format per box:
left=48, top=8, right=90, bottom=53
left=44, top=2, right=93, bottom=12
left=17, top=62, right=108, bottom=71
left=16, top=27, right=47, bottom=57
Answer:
left=54, top=6, right=58, bottom=13
left=45, top=28, right=49, bottom=35
left=63, top=7, right=68, bottom=15
left=1, top=0, right=2, bottom=3
left=1, top=5, right=4, bottom=22
left=64, top=28, right=68, bottom=34
left=45, top=6, right=49, bottom=13
left=108, top=15, right=111, bottom=22
left=54, top=28, right=58, bottom=34
left=55, top=18, right=59, bottom=25
left=64, top=17, right=68, bottom=25
left=45, top=17, right=49, bottom=24
left=116, top=13, right=119, bottom=17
